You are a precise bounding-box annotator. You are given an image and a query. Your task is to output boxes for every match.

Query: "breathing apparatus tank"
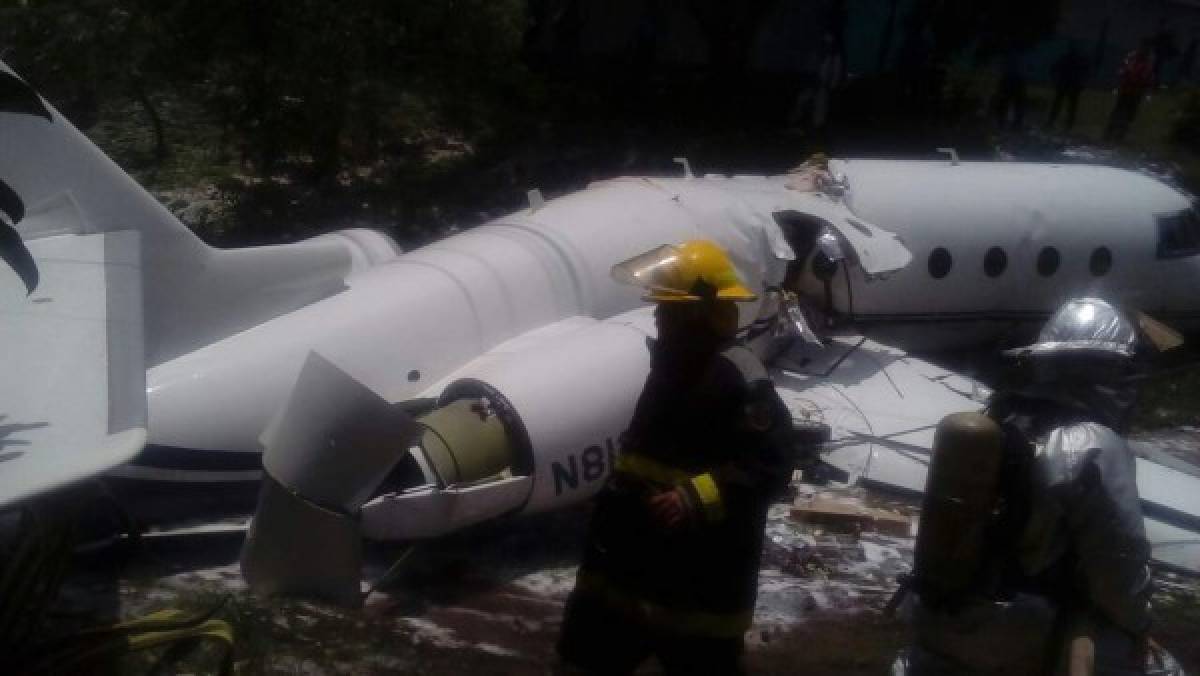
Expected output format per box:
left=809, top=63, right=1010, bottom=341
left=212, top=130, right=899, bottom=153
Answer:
left=913, top=411, right=1006, bottom=608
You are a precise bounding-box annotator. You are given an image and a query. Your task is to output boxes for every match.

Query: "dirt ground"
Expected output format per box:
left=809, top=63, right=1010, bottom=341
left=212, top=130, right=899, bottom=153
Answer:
left=35, top=473, right=1200, bottom=675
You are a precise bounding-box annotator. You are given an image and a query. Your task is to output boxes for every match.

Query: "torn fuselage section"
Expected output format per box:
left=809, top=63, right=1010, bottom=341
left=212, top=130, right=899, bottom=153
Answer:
left=746, top=189, right=911, bottom=357
left=241, top=353, right=422, bottom=606
left=241, top=355, right=538, bottom=606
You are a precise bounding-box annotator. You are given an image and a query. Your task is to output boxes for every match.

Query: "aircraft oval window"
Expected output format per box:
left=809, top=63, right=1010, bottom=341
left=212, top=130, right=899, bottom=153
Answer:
left=1090, top=247, right=1113, bottom=276
left=983, top=247, right=1007, bottom=277
left=1037, top=247, right=1061, bottom=277
left=928, top=247, right=952, bottom=279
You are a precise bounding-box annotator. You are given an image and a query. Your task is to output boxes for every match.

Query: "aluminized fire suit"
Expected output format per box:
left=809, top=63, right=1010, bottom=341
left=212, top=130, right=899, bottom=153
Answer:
left=895, top=298, right=1186, bottom=676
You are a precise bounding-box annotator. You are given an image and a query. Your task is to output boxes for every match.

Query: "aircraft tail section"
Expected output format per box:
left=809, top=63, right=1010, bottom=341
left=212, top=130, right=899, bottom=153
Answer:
left=0, top=62, right=360, bottom=365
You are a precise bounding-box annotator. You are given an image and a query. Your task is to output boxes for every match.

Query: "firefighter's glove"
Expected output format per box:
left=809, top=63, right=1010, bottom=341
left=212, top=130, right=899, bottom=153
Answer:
left=648, top=488, right=691, bottom=529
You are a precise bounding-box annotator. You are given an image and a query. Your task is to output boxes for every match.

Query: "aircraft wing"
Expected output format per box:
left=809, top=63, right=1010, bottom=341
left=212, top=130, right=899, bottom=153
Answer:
left=772, top=336, right=1200, bottom=576
left=0, top=199, right=146, bottom=507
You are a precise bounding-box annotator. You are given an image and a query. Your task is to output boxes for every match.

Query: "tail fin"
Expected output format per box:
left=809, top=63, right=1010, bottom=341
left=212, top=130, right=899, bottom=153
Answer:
left=1, top=62, right=354, bottom=365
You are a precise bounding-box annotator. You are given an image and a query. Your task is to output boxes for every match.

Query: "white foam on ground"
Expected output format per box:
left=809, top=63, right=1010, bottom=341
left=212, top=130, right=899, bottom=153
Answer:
left=442, top=605, right=545, bottom=633
left=398, top=616, right=523, bottom=658
left=753, top=497, right=917, bottom=627
left=161, top=562, right=248, bottom=591
left=271, top=657, right=329, bottom=675
left=509, top=566, right=578, bottom=598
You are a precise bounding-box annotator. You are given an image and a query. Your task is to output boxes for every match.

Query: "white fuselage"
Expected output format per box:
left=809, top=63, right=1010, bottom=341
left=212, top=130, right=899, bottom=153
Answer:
left=799, top=160, right=1200, bottom=349
left=135, top=162, right=1200, bottom=527
left=9, top=56, right=1198, bottom=541
left=143, top=176, right=808, bottom=460
left=144, top=163, right=1200, bottom=458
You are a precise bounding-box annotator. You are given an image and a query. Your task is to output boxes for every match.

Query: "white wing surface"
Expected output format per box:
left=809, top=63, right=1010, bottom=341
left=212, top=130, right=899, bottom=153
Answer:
left=0, top=228, right=146, bottom=506
left=772, top=337, right=1200, bottom=575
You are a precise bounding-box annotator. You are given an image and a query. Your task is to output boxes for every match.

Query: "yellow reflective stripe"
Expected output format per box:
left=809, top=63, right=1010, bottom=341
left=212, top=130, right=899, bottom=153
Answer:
left=25, top=607, right=234, bottom=676
left=614, top=453, right=691, bottom=484
left=575, top=572, right=752, bottom=638
left=126, top=618, right=234, bottom=654
left=689, top=472, right=725, bottom=522
left=75, top=605, right=221, bottom=636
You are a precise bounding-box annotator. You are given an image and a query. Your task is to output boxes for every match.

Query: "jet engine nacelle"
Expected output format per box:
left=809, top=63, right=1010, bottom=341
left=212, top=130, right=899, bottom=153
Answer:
left=360, top=310, right=655, bottom=540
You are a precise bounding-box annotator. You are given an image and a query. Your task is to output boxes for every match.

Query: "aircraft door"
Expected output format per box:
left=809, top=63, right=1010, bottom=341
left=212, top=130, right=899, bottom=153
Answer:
left=772, top=211, right=852, bottom=326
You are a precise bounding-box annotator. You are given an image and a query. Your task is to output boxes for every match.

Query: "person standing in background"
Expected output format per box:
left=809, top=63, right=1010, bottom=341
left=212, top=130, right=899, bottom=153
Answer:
left=1105, top=41, right=1154, bottom=142
left=1047, top=43, right=1088, bottom=133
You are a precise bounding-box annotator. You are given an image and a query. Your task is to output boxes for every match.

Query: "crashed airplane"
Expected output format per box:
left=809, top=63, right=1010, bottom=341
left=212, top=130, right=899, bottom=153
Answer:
left=1, top=60, right=1198, bottom=582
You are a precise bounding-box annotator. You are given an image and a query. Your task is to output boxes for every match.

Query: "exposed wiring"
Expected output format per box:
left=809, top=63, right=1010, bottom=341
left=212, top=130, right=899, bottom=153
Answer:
left=367, top=545, right=417, bottom=595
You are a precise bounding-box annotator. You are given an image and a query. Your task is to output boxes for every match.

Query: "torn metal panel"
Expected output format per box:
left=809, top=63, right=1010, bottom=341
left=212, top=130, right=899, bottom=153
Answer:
left=774, top=334, right=865, bottom=376
left=775, top=337, right=979, bottom=489
left=259, top=352, right=418, bottom=511
left=775, top=191, right=912, bottom=278
left=361, top=476, right=534, bottom=541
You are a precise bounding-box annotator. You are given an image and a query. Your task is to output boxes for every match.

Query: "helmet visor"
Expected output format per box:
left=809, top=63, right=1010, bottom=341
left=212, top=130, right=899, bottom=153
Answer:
left=611, top=243, right=758, bottom=302
left=611, top=244, right=699, bottom=299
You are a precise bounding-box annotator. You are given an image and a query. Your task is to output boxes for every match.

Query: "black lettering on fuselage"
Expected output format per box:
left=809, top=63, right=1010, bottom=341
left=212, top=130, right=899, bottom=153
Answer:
left=552, top=455, right=579, bottom=496
left=551, top=437, right=618, bottom=496
left=0, top=177, right=37, bottom=294
left=0, top=177, right=24, bottom=226
left=581, top=445, right=605, bottom=482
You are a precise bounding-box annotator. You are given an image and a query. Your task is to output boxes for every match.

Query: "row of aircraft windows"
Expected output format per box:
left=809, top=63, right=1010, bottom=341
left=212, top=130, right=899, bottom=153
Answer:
left=927, top=246, right=1113, bottom=279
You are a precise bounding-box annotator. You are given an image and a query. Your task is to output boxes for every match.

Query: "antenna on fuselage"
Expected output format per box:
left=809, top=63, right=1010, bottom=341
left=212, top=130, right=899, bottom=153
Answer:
left=936, top=148, right=960, bottom=166
left=673, top=157, right=694, bottom=180
left=526, top=189, right=545, bottom=211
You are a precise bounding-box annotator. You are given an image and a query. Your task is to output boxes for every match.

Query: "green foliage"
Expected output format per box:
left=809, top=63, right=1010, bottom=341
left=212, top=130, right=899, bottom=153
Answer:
left=195, top=0, right=532, bottom=178
left=1132, top=365, right=1200, bottom=430
left=1, top=0, right=1079, bottom=247
left=1170, top=90, right=1200, bottom=155
left=902, top=0, right=1063, bottom=64
left=2, top=0, right=530, bottom=180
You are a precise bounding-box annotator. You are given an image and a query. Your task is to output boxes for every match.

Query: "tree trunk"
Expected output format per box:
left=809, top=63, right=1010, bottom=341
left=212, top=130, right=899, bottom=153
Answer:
left=878, top=0, right=900, bottom=72
left=133, top=86, right=168, bottom=161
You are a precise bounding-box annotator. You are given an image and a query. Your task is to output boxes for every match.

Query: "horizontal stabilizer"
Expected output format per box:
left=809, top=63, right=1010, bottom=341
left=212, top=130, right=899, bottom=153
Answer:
left=0, top=231, right=146, bottom=507
left=0, top=59, right=361, bottom=365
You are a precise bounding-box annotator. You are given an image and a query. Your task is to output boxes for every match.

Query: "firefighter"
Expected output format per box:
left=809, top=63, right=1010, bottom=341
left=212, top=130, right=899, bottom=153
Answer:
left=557, top=240, right=794, bottom=675
left=893, top=297, right=1186, bottom=675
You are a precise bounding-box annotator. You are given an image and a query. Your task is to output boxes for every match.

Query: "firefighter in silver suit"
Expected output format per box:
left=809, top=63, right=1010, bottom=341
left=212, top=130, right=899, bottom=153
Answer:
left=893, top=298, right=1186, bottom=676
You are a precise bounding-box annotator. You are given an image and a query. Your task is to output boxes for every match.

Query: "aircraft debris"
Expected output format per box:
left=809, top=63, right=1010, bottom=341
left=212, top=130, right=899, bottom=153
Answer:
left=791, top=492, right=913, bottom=538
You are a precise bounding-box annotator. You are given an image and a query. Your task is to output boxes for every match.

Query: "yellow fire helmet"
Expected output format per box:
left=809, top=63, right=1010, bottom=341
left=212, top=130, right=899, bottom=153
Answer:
left=611, top=239, right=757, bottom=302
